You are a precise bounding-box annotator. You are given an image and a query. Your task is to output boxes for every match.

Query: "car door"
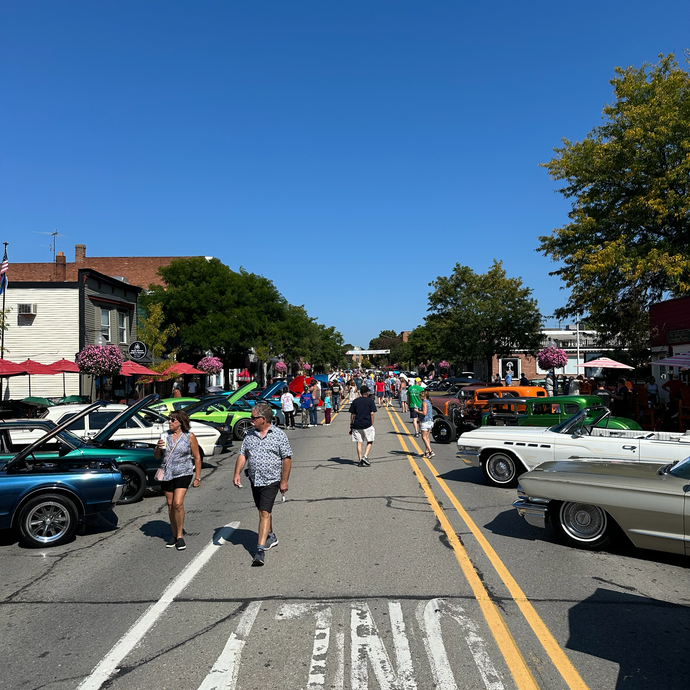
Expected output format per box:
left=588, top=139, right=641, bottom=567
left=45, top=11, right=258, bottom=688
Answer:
left=552, top=414, right=641, bottom=462
left=638, top=437, right=690, bottom=466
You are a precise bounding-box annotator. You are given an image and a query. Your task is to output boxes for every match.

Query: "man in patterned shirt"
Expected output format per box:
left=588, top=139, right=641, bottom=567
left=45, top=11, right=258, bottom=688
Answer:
left=233, top=401, right=292, bottom=566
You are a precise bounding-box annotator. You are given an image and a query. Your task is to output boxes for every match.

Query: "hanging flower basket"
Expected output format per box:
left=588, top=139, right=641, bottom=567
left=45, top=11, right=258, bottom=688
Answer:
left=303, top=363, right=311, bottom=371
left=197, top=356, right=223, bottom=375
left=76, top=345, right=124, bottom=376
left=275, top=361, right=287, bottom=373
left=438, top=360, right=450, bottom=370
left=537, top=346, right=568, bottom=370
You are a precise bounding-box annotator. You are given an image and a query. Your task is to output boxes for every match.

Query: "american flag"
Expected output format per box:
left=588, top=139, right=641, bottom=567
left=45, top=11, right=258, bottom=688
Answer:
left=0, top=248, right=8, bottom=295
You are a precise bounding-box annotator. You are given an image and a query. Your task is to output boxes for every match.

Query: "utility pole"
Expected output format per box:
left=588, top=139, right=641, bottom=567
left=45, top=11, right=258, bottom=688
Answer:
left=1, top=242, right=8, bottom=359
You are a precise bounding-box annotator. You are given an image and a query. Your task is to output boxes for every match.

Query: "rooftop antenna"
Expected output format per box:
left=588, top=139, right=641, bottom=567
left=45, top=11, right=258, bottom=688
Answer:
left=50, top=230, right=59, bottom=263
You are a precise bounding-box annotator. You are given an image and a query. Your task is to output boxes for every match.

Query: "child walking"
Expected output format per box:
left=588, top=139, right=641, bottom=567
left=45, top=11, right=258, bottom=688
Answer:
left=323, top=391, right=332, bottom=425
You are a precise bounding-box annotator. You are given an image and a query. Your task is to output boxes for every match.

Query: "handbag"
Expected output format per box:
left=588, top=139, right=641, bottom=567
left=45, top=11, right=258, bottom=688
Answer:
left=154, top=433, right=183, bottom=482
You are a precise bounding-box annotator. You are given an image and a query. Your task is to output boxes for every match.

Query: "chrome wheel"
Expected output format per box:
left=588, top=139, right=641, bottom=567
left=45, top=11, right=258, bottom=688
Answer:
left=234, top=418, right=253, bottom=440
left=18, top=494, right=78, bottom=547
left=557, top=502, right=609, bottom=547
left=432, top=419, right=455, bottom=444
left=482, top=451, right=520, bottom=487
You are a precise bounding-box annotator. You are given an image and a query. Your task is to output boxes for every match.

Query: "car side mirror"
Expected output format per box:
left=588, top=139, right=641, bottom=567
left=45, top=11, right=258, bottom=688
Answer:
left=58, top=443, right=70, bottom=457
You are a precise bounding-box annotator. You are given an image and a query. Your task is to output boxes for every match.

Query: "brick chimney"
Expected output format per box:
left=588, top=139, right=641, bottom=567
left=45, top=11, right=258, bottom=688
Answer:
left=75, top=244, right=86, bottom=263
left=55, top=251, right=66, bottom=281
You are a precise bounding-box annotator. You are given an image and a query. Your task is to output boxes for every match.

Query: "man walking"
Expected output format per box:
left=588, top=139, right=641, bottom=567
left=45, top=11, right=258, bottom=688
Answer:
left=331, top=379, right=342, bottom=413
left=233, top=402, right=292, bottom=567
left=407, top=377, right=424, bottom=438
left=300, top=386, right=313, bottom=428
left=309, top=379, right=320, bottom=427
left=349, top=386, right=377, bottom=466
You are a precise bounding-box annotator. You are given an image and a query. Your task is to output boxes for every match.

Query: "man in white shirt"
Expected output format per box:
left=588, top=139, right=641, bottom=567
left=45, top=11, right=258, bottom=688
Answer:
left=187, top=380, right=198, bottom=396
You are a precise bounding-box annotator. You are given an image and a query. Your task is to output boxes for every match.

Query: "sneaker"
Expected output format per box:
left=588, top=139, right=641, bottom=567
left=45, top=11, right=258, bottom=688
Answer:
left=175, top=538, right=186, bottom=551
left=428, top=451, right=436, bottom=458
left=361, top=456, right=371, bottom=466
left=165, top=538, right=177, bottom=548
left=252, top=548, right=265, bottom=567
left=414, top=432, right=420, bottom=438
left=358, top=461, right=364, bottom=467
left=265, top=533, right=279, bottom=550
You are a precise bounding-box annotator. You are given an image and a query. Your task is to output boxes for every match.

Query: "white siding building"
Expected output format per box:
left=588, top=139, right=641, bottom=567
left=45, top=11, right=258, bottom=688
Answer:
left=3, top=286, right=80, bottom=399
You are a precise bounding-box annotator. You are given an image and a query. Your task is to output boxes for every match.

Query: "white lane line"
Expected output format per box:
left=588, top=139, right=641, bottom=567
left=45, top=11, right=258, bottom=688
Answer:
left=351, top=602, right=418, bottom=690
left=333, top=629, right=345, bottom=690
left=417, top=599, right=504, bottom=690
left=77, top=522, right=240, bottom=690
left=197, top=600, right=262, bottom=690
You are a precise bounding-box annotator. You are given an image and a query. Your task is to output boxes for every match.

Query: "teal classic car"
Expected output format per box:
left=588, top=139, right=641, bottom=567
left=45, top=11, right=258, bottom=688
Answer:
left=2, top=395, right=162, bottom=504
left=482, top=395, right=641, bottom=430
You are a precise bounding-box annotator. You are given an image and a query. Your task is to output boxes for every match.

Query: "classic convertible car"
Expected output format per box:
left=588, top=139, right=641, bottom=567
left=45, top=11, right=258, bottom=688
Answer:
left=0, top=407, right=126, bottom=547
left=457, top=406, right=690, bottom=487
left=513, top=456, right=690, bottom=554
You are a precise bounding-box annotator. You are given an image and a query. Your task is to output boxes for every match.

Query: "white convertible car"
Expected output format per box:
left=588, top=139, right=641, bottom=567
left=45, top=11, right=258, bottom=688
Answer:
left=457, top=407, right=690, bottom=487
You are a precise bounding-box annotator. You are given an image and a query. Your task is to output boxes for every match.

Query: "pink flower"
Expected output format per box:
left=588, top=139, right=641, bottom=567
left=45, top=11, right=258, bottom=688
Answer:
left=275, top=361, right=287, bottom=372
left=198, top=356, right=223, bottom=375
left=537, top=346, right=568, bottom=370
left=303, top=363, right=311, bottom=371
left=76, top=345, right=124, bottom=376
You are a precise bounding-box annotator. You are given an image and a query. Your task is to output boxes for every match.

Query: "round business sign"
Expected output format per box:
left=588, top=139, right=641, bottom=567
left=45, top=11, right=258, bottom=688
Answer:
left=128, top=341, right=148, bottom=360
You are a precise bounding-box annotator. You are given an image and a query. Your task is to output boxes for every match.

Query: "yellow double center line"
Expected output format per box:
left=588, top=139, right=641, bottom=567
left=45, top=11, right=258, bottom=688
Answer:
left=385, top=404, right=589, bottom=690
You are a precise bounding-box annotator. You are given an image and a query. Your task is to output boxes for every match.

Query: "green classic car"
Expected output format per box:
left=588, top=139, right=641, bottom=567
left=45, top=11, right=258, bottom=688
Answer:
left=482, top=395, right=641, bottom=430
left=148, top=398, right=199, bottom=415
left=173, top=382, right=259, bottom=441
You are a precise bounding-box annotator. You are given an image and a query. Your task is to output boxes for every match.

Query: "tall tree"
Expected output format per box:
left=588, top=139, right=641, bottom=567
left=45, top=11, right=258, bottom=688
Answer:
left=426, top=261, right=543, bottom=377
left=538, top=53, right=690, bottom=352
left=143, top=258, right=289, bottom=385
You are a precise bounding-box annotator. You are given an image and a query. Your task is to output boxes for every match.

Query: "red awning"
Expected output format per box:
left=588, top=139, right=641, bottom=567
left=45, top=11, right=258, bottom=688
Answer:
left=121, top=360, right=158, bottom=376
left=48, top=358, right=80, bottom=373
left=18, top=359, right=57, bottom=375
left=162, top=362, right=206, bottom=376
left=0, top=359, right=28, bottom=377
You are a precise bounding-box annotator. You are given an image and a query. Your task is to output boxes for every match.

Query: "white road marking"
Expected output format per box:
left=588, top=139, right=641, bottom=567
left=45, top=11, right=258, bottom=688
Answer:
left=275, top=603, right=333, bottom=690
left=76, top=522, right=240, bottom=690
left=197, top=600, right=262, bottom=690
left=416, top=598, right=504, bottom=690
left=351, top=602, right=418, bottom=690
left=334, top=629, right=345, bottom=690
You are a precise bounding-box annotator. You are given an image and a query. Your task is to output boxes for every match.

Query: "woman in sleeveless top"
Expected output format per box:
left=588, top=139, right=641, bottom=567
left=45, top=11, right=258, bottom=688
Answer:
left=154, top=410, right=201, bottom=551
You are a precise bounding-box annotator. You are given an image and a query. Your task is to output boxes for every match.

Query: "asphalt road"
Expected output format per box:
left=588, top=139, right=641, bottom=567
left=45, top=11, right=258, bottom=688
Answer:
left=1, top=402, right=689, bottom=690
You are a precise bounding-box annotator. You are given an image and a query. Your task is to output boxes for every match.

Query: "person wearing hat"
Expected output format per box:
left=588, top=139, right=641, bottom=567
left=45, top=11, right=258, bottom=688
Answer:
left=407, top=378, right=424, bottom=438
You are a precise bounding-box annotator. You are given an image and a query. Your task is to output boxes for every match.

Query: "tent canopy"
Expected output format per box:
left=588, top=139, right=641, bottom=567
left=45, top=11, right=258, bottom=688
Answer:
left=652, top=354, right=690, bottom=368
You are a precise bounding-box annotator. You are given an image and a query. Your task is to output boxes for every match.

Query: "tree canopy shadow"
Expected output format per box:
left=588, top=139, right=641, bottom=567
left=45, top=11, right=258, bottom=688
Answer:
left=567, top=587, right=690, bottom=689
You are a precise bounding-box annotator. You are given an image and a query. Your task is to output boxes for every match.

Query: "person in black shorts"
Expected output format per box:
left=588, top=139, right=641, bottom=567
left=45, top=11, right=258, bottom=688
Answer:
left=233, top=402, right=292, bottom=566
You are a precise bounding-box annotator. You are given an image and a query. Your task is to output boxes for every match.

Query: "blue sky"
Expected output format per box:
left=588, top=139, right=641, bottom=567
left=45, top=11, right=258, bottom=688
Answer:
left=2, top=1, right=688, bottom=348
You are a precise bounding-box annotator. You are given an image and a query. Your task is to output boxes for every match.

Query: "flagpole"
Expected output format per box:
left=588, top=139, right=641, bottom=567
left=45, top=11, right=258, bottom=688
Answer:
left=1, top=242, right=7, bottom=359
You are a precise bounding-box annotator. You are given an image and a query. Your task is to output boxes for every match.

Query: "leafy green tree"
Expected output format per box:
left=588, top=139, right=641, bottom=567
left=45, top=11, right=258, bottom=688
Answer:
left=426, top=261, right=543, bottom=377
left=405, top=324, right=440, bottom=368
left=368, top=330, right=402, bottom=367
left=137, top=303, right=179, bottom=368
left=538, top=53, right=690, bottom=350
left=143, top=258, right=289, bottom=385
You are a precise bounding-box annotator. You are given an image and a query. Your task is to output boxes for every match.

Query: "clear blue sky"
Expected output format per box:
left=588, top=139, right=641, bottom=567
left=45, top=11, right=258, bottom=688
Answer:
left=2, top=1, right=688, bottom=348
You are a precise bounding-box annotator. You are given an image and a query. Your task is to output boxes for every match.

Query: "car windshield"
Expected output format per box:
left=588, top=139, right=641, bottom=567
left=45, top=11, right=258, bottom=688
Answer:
left=548, top=407, right=610, bottom=434
left=183, top=398, right=228, bottom=415
left=669, top=456, right=690, bottom=479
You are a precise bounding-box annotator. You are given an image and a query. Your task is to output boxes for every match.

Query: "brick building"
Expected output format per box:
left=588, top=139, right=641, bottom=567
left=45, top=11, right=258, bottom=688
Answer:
left=12, top=244, right=200, bottom=289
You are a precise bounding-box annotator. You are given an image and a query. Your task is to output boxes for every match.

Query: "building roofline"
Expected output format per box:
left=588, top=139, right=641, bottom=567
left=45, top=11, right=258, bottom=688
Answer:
left=11, top=282, right=80, bottom=289
left=77, top=268, right=143, bottom=292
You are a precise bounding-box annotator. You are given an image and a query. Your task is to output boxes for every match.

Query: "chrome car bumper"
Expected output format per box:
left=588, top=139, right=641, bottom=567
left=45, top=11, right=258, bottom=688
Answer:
left=213, top=444, right=223, bottom=456
left=513, top=491, right=551, bottom=529
left=111, top=483, right=127, bottom=504
left=456, top=447, right=481, bottom=467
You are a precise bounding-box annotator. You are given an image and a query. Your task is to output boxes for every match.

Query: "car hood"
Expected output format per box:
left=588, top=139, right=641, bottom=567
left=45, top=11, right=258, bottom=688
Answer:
left=259, top=381, right=286, bottom=399
left=460, top=427, right=552, bottom=442
left=91, top=394, right=159, bottom=445
left=5, top=403, right=101, bottom=469
left=521, top=460, right=688, bottom=493
left=226, top=381, right=258, bottom=406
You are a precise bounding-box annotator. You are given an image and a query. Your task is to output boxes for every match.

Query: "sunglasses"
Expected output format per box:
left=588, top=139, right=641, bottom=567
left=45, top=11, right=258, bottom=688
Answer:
left=250, top=415, right=265, bottom=421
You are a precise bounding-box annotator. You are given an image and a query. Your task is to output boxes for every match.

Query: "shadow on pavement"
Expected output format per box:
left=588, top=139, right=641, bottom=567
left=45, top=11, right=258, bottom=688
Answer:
left=140, top=519, right=172, bottom=543
left=224, top=527, right=258, bottom=556
left=483, top=508, right=547, bottom=543
left=326, top=456, right=359, bottom=466
left=567, top=588, right=690, bottom=689
left=437, top=467, right=487, bottom=486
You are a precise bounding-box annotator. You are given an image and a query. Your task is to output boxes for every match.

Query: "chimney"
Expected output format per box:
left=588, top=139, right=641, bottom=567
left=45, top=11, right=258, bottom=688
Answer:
left=55, top=251, right=67, bottom=281
left=75, top=244, right=86, bottom=263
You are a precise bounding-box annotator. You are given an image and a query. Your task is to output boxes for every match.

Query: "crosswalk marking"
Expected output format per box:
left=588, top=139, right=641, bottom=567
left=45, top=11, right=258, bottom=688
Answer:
left=197, top=601, right=262, bottom=690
